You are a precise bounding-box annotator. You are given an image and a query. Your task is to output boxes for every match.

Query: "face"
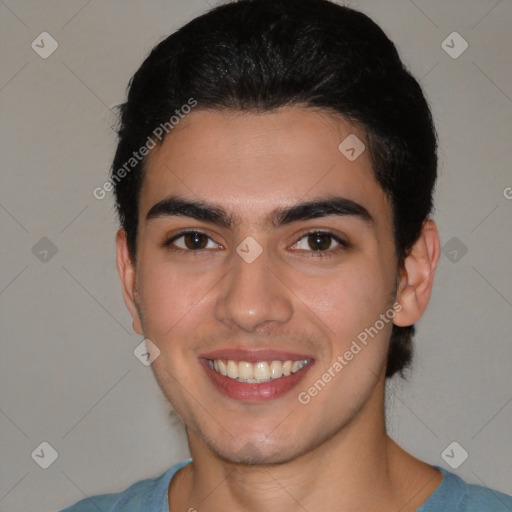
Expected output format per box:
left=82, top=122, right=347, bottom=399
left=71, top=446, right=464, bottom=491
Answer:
left=119, top=107, right=404, bottom=464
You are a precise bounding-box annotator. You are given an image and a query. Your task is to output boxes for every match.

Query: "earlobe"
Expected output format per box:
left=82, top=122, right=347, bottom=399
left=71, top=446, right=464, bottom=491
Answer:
left=393, top=220, right=441, bottom=327
left=115, top=228, right=143, bottom=335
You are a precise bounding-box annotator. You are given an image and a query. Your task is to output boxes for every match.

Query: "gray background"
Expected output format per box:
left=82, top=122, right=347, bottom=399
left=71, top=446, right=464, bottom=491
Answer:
left=1, top=1, right=511, bottom=511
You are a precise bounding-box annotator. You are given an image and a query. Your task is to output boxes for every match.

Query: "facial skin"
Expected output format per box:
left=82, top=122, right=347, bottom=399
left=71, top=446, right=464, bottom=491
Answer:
left=117, top=107, right=441, bottom=511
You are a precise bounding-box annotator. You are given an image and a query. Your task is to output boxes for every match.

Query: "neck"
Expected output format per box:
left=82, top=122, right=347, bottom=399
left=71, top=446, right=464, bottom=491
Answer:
left=170, top=378, right=442, bottom=512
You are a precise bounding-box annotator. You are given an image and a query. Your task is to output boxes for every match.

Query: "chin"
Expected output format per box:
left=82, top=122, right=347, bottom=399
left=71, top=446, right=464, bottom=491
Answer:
left=204, top=431, right=308, bottom=466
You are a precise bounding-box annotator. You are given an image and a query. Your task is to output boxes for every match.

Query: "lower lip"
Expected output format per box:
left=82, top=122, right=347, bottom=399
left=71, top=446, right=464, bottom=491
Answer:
left=200, top=359, right=314, bottom=403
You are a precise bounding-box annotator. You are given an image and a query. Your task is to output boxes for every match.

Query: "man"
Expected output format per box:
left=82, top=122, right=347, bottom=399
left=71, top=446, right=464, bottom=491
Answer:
left=62, top=0, right=512, bottom=510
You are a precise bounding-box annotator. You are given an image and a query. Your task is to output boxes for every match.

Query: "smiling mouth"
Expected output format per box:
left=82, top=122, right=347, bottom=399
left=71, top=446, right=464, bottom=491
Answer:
left=206, top=358, right=312, bottom=383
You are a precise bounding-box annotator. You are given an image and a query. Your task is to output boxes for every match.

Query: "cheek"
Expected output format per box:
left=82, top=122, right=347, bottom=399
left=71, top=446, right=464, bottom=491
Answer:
left=136, top=258, right=208, bottom=341
left=298, top=265, right=394, bottom=409
left=294, top=259, right=393, bottom=340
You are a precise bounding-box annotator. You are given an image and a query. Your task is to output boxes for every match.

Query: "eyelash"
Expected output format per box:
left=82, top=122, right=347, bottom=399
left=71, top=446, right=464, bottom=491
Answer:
left=163, top=229, right=349, bottom=258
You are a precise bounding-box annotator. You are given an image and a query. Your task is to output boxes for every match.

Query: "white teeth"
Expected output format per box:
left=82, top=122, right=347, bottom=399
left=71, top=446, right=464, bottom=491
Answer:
left=208, top=358, right=311, bottom=383
left=254, top=362, right=270, bottom=380
left=238, top=361, right=253, bottom=380
left=227, top=360, right=238, bottom=379
left=270, top=360, right=283, bottom=379
left=218, top=360, right=227, bottom=376
left=291, top=361, right=301, bottom=373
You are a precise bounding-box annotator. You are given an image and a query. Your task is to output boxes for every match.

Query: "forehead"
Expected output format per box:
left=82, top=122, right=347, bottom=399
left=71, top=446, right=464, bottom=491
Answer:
left=139, top=107, right=391, bottom=229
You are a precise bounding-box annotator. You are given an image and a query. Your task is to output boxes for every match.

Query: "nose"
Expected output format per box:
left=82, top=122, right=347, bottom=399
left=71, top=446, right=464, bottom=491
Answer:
left=214, top=246, right=294, bottom=332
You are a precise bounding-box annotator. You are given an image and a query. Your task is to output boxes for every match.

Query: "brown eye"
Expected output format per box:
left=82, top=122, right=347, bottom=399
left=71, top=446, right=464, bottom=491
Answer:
left=183, top=232, right=208, bottom=250
left=166, top=231, right=218, bottom=251
left=307, top=232, right=333, bottom=251
left=290, top=230, right=348, bottom=257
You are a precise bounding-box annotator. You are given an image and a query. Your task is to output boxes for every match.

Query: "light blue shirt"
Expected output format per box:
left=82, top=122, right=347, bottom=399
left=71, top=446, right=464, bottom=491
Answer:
left=60, top=461, right=512, bottom=511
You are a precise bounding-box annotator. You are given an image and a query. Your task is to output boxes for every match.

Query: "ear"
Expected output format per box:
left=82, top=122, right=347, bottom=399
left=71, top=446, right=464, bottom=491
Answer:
left=393, top=220, right=441, bottom=327
left=116, top=228, right=143, bottom=335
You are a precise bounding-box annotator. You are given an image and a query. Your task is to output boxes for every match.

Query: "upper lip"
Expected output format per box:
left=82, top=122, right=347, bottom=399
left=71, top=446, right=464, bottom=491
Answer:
left=198, top=348, right=314, bottom=363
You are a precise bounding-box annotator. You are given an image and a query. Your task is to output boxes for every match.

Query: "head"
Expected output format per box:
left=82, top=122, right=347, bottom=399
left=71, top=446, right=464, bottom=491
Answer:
left=114, top=0, right=440, bottom=463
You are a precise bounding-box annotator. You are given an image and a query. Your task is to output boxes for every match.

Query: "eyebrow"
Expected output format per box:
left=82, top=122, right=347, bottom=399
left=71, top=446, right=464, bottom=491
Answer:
left=146, top=194, right=374, bottom=229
